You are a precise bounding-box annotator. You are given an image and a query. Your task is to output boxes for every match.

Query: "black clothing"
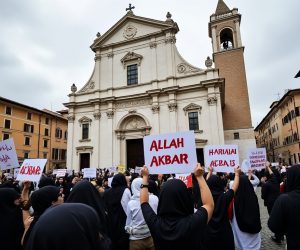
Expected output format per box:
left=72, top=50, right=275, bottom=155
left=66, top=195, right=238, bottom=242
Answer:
left=234, top=175, right=261, bottom=234
left=268, top=165, right=300, bottom=250
left=23, top=186, right=60, bottom=248
left=0, top=188, right=24, bottom=250
left=38, top=176, right=55, bottom=188
left=25, top=203, right=109, bottom=250
left=104, top=174, right=129, bottom=250
left=205, top=175, right=235, bottom=250
left=141, top=179, right=208, bottom=250
left=66, top=180, right=108, bottom=234
left=261, top=173, right=280, bottom=215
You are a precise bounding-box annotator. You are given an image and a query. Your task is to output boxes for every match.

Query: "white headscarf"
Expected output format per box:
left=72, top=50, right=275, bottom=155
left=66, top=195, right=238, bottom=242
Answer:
left=131, top=177, right=142, bottom=199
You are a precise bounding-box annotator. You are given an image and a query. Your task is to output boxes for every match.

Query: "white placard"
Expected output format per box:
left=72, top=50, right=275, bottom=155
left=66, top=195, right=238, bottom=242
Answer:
left=241, top=159, right=251, bottom=173
left=16, top=159, right=47, bottom=183
left=0, top=138, right=19, bottom=170
left=56, top=169, right=67, bottom=177
left=108, top=177, right=113, bottom=187
left=175, top=173, right=193, bottom=188
left=204, top=145, right=239, bottom=173
left=143, top=131, right=197, bottom=174
left=247, top=148, right=266, bottom=170
left=83, top=168, right=97, bottom=178
left=134, top=167, right=142, bottom=174
left=14, top=168, right=20, bottom=177
left=108, top=166, right=117, bottom=173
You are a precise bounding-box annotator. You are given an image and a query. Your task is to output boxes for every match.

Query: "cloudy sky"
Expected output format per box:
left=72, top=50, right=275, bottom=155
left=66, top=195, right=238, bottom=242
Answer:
left=0, top=0, right=299, bottom=127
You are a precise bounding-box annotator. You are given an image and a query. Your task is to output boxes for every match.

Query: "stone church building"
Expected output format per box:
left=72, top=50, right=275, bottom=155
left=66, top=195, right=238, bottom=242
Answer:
left=64, top=0, right=255, bottom=171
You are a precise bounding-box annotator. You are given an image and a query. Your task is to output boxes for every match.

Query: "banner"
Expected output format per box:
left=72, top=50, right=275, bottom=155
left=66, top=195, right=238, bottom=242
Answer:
left=56, top=169, right=67, bottom=177
left=0, top=138, right=19, bottom=170
left=16, top=159, right=47, bottom=182
left=247, top=148, right=266, bottom=170
left=83, top=168, right=97, bottom=178
left=175, top=173, right=193, bottom=188
left=204, top=145, right=239, bottom=173
left=143, top=131, right=197, bottom=174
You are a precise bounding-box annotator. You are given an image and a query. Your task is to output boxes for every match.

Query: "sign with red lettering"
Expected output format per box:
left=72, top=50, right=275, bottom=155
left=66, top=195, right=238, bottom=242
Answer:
left=247, top=148, right=266, bottom=170
left=0, top=138, right=19, bottom=170
left=143, top=131, right=197, bottom=174
left=204, top=145, right=239, bottom=173
left=175, top=173, right=193, bottom=188
left=16, top=159, right=47, bottom=182
left=56, top=169, right=67, bottom=177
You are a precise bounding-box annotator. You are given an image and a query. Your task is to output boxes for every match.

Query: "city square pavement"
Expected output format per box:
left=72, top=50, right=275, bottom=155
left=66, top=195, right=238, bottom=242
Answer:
left=255, top=187, right=286, bottom=250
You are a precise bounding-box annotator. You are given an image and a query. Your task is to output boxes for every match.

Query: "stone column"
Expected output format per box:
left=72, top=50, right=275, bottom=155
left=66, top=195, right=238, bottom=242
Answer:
left=93, top=104, right=101, bottom=168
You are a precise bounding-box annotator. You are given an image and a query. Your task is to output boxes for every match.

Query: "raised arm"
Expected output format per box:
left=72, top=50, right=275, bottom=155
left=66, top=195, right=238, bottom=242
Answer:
left=231, top=167, right=241, bottom=194
left=206, top=165, right=213, bottom=180
left=140, top=166, right=149, bottom=204
left=194, top=163, right=214, bottom=223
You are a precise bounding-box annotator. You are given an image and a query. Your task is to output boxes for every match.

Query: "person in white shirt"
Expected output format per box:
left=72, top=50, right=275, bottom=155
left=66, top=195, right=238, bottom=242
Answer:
left=125, top=177, right=158, bottom=250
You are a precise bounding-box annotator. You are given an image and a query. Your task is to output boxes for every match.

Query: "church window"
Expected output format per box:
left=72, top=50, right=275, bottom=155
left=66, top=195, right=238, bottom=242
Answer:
left=127, top=64, right=138, bottom=85
left=220, top=28, right=234, bottom=50
left=188, top=112, right=199, bottom=131
left=234, top=132, right=240, bottom=140
left=82, top=124, right=89, bottom=140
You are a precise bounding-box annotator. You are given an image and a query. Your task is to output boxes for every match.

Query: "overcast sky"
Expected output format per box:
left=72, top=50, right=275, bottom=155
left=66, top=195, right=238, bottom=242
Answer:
left=0, top=0, right=299, bottom=127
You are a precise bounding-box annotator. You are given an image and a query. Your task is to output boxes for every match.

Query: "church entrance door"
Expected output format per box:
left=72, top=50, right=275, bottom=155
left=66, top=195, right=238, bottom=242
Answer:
left=126, top=139, right=144, bottom=169
left=80, top=153, right=90, bottom=170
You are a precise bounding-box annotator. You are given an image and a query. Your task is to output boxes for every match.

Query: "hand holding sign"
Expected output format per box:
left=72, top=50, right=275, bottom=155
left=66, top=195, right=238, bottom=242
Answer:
left=194, top=163, right=204, bottom=178
left=141, top=166, right=149, bottom=177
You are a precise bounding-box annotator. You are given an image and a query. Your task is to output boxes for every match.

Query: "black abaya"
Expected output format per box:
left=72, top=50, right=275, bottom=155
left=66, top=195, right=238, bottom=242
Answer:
left=0, top=188, right=24, bottom=250
left=141, top=179, right=208, bottom=250
left=268, top=165, right=300, bottom=250
left=25, top=203, right=109, bottom=250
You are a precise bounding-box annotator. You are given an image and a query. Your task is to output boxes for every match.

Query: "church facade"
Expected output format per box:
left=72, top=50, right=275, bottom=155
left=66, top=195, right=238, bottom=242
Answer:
left=65, top=1, right=255, bottom=171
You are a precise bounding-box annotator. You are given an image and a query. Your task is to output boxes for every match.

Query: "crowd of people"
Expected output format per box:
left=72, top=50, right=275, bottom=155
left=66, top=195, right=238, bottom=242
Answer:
left=0, top=162, right=299, bottom=250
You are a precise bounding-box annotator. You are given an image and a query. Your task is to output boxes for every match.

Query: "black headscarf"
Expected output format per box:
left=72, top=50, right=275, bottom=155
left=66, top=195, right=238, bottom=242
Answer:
left=38, top=176, right=55, bottom=188
left=0, top=188, right=24, bottom=250
left=234, top=175, right=261, bottom=233
left=286, top=165, right=300, bottom=192
left=25, top=203, right=108, bottom=250
left=158, top=179, right=194, bottom=217
left=66, top=180, right=108, bottom=234
left=206, top=175, right=229, bottom=232
left=23, top=186, right=60, bottom=248
left=148, top=179, right=159, bottom=197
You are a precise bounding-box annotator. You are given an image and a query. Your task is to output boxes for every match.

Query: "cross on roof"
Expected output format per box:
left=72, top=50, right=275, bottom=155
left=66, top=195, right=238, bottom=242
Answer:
left=126, top=3, right=135, bottom=12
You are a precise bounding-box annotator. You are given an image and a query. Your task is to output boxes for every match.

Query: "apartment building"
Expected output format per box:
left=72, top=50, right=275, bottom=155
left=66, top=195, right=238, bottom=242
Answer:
left=0, top=97, right=68, bottom=171
left=255, top=89, right=300, bottom=165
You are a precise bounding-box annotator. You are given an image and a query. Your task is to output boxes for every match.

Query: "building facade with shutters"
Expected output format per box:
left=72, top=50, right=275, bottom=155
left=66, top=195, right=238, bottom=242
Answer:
left=255, top=89, right=300, bottom=165
left=65, top=1, right=255, bottom=171
left=0, top=97, right=68, bottom=171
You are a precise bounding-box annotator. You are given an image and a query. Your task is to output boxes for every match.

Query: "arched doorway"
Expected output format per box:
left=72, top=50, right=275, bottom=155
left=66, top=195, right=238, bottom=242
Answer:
left=115, top=113, right=151, bottom=169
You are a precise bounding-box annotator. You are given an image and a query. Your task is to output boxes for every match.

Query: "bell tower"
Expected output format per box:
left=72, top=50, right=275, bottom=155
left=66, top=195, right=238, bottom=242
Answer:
left=209, top=0, right=255, bottom=151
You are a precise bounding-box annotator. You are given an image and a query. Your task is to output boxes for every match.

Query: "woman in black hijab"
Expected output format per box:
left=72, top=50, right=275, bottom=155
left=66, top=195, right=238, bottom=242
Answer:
left=66, top=180, right=108, bottom=235
left=204, top=167, right=241, bottom=250
left=0, top=188, right=24, bottom=250
left=22, top=186, right=62, bottom=248
left=231, top=175, right=261, bottom=249
left=140, top=164, right=214, bottom=250
left=25, top=203, right=109, bottom=250
left=104, top=173, right=131, bottom=250
left=268, top=164, right=300, bottom=249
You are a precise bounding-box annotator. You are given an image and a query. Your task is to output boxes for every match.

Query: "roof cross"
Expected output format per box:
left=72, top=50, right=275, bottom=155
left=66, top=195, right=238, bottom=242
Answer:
left=126, top=3, right=135, bottom=12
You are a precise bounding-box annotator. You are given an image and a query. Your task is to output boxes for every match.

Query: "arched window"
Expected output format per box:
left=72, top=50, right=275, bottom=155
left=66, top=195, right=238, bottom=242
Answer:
left=220, top=28, right=234, bottom=50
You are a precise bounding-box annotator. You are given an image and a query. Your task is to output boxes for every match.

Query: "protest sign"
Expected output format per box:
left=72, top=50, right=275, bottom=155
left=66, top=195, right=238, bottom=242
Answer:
left=16, top=159, right=47, bottom=183
left=108, top=177, right=113, bottom=187
left=117, top=165, right=126, bottom=174
left=108, top=166, right=117, bottom=174
left=204, top=145, right=239, bottom=173
left=247, top=148, right=266, bottom=170
left=0, top=138, right=19, bottom=170
left=241, top=159, right=251, bottom=173
left=83, top=168, right=97, bottom=178
left=143, top=131, right=197, bottom=174
left=56, top=169, right=67, bottom=177
left=13, top=168, right=20, bottom=178
left=175, top=173, right=193, bottom=188
left=135, top=167, right=142, bottom=174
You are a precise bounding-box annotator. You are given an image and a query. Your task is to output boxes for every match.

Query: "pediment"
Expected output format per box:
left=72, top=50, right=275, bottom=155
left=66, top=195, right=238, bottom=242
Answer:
left=78, top=116, right=92, bottom=124
left=183, top=103, right=202, bottom=114
left=121, top=52, right=143, bottom=68
left=91, top=12, right=179, bottom=51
